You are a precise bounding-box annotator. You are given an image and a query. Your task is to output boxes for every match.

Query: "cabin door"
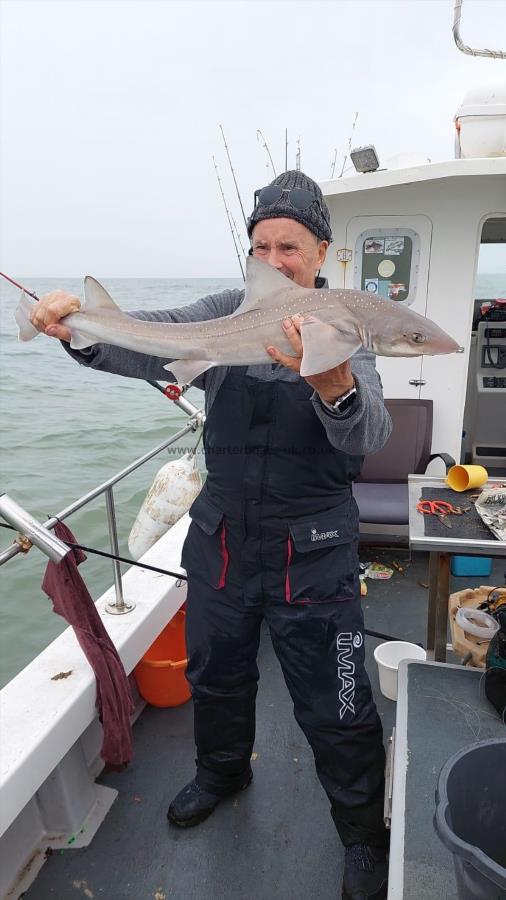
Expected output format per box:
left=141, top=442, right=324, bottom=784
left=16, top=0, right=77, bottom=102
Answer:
left=345, top=215, right=433, bottom=400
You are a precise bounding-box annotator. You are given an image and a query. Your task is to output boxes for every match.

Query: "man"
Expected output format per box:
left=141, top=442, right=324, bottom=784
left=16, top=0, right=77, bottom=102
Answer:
left=33, top=170, right=392, bottom=900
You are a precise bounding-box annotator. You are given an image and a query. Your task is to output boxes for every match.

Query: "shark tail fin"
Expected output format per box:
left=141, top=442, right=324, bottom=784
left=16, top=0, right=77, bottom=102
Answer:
left=15, top=292, right=40, bottom=341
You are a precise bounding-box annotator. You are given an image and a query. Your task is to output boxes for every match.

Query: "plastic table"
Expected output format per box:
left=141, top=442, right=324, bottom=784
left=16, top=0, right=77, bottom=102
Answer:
left=408, top=475, right=506, bottom=661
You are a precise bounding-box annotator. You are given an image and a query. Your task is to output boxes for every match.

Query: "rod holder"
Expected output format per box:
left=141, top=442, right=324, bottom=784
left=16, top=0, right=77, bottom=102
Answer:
left=0, top=494, right=70, bottom=563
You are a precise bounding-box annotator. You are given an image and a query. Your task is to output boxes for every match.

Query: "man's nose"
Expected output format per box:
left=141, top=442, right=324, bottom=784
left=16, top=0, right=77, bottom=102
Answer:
left=265, top=247, right=282, bottom=268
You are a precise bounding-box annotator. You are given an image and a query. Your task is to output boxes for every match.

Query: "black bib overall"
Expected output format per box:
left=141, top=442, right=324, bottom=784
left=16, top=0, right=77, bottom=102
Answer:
left=182, top=367, right=387, bottom=847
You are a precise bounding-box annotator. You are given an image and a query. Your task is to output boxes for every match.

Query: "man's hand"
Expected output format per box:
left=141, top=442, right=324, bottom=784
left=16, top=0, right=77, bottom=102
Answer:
left=30, top=290, right=81, bottom=343
left=267, top=314, right=354, bottom=404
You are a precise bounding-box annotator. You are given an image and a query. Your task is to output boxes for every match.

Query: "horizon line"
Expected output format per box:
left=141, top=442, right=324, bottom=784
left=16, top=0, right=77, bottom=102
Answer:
left=4, top=270, right=504, bottom=280
left=6, top=274, right=243, bottom=280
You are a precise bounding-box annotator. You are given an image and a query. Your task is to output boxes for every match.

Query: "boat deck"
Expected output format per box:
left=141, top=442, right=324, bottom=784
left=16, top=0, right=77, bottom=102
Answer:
left=23, top=550, right=505, bottom=900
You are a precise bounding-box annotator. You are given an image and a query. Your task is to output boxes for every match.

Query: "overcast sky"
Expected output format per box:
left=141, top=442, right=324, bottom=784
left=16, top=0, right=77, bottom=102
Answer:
left=1, top=0, right=505, bottom=277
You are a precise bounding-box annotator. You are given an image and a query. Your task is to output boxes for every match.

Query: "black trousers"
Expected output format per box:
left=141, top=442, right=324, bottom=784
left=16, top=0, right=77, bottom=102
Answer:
left=184, top=570, right=388, bottom=848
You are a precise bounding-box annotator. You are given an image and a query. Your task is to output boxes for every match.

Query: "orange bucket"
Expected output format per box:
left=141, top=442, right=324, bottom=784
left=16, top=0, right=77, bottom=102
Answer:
left=133, top=610, right=191, bottom=707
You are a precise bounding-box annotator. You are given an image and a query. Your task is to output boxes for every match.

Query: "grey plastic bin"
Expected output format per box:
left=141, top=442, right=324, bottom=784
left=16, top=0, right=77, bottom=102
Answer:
left=434, top=739, right=506, bottom=900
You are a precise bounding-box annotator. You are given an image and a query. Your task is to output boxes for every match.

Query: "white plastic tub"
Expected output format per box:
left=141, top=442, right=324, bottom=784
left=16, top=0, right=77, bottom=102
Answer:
left=373, top=641, right=427, bottom=701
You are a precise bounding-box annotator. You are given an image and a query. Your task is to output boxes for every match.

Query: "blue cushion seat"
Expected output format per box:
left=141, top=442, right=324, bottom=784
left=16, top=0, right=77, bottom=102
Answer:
left=352, top=482, right=409, bottom=526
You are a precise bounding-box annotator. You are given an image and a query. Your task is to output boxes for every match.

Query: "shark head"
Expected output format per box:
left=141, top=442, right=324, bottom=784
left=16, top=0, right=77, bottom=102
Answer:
left=363, top=304, right=461, bottom=358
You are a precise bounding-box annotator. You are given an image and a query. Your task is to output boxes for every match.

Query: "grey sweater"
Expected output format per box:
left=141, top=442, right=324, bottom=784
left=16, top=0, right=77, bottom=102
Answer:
left=64, top=287, right=392, bottom=456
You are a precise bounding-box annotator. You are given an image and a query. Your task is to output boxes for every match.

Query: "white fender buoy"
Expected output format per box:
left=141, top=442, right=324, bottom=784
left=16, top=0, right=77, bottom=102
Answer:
left=128, top=451, right=202, bottom=560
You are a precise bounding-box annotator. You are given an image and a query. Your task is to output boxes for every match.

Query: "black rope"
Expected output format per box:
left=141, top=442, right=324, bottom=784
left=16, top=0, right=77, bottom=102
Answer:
left=0, top=523, right=187, bottom=581
left=0, top=523, right=424, bottom=643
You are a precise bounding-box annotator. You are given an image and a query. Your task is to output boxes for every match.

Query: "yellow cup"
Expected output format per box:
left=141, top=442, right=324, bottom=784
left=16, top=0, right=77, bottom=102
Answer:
left=446, top=465, right=489, bottom=492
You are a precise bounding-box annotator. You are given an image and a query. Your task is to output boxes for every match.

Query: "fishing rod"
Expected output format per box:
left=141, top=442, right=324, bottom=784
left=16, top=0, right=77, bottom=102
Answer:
left=0, top=271, right=40, bottom=301
left=330, top=148, right=338, bottom=181
left=212, top=156, right=245, bottom=281
left=214, top=157, right=248, bottom=261
left=339, top=111, right=359, bottom=178
left=295, top=136, right=301, bottom=172
left=230, top=208, right=247, bottom=260
left=330, top=112, right=359, bottom=179
left=256, top=129, right=277, bottom=177
left=219, top=124, right=248, bottom=230
left=0, top=271, right=197, bottom=407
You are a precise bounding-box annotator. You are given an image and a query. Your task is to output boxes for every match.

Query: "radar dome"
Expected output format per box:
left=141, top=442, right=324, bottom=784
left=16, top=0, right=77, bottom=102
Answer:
left=454, top=83, right=506, bottom=159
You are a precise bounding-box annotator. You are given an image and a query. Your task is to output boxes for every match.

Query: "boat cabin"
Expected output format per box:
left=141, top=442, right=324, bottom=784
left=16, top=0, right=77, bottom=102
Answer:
left=320, top=97, right=506, bottom=470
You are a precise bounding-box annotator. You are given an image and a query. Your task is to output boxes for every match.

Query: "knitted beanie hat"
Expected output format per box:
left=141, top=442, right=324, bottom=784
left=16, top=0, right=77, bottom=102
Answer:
left=247, top=170, right=332, bottom=243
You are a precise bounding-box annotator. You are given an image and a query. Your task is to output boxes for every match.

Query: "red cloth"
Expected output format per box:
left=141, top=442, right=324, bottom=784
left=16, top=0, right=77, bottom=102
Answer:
left=41, top=522, right=134, bottom=766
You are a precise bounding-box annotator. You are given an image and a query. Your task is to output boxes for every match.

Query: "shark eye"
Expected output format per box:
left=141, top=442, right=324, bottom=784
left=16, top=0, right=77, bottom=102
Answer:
left=411, top=332, right=426, bottom=344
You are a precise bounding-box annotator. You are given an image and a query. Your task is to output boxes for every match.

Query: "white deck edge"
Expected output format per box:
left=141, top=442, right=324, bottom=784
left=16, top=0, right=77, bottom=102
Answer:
left=0, top=514, right=190, bottom=839
left=320, top=157, right=506, bottom=197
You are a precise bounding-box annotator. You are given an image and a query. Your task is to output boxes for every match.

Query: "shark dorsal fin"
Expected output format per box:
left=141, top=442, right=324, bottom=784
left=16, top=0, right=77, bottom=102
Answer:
left=83, top=276, right=122, bottom=312
left=230, top=257, right=297, bottom=318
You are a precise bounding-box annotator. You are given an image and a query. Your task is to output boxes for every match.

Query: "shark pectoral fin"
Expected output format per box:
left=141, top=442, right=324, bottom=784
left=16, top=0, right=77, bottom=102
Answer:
left=164, top=359, right=215, bottom=385
left=299, top=317, right=361, bottom=376
left=83, top=276, right=122, bottom=312
left=69, top=331, right=95, bottom=350
left=230, top=256, right=303, bottom=318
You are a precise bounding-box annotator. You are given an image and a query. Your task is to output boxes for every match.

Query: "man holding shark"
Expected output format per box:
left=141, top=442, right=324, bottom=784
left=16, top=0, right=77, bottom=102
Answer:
left=33, top=172, right=394, bottom=900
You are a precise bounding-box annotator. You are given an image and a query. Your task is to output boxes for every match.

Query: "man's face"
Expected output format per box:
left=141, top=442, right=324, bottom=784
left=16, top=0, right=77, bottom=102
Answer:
left=251, top=218, right=328, bottom=289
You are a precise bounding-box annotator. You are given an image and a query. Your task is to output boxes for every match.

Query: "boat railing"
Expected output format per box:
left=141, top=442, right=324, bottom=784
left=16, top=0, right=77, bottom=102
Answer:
left=453, top=0, right=506, bottom=59
left=0, top=392, right=205, bottom=614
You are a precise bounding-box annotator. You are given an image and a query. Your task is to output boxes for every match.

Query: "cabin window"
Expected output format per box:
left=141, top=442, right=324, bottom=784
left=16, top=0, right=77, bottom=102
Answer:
left=354, top=227, right=421, bottom=305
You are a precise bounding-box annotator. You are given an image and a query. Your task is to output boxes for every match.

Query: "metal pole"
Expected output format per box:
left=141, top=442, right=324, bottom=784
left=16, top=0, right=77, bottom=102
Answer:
left=104, top=486, right=135, bottom=615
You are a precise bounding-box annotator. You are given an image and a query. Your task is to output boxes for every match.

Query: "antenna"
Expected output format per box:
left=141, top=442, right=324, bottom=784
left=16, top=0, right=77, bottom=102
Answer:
left=339, top=111, right=359, bottom=178
left=219, top=125, right=248, bottom=229
left=256, top=129, right=277, bottom=177
left=212, top=156, right=245, bottom=281
left=285, top=128, right=288, bottom=171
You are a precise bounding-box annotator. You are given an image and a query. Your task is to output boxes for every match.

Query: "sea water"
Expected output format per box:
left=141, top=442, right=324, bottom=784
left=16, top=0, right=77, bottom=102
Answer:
left=0, top=276, right=241, bottom=687
left=0, top=273, right=503, bottom=686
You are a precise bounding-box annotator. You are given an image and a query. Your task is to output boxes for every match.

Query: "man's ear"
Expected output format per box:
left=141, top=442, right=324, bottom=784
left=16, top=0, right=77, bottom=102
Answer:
left=318, top=240, right=329, bottom=267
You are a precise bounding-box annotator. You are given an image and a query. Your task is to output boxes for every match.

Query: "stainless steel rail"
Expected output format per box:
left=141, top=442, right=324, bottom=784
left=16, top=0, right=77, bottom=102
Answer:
left=0, top=495, right=71, bottom=563
left=453, top=0, right=506, bottom=59
left=0, top=401, right=205, bottom=614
